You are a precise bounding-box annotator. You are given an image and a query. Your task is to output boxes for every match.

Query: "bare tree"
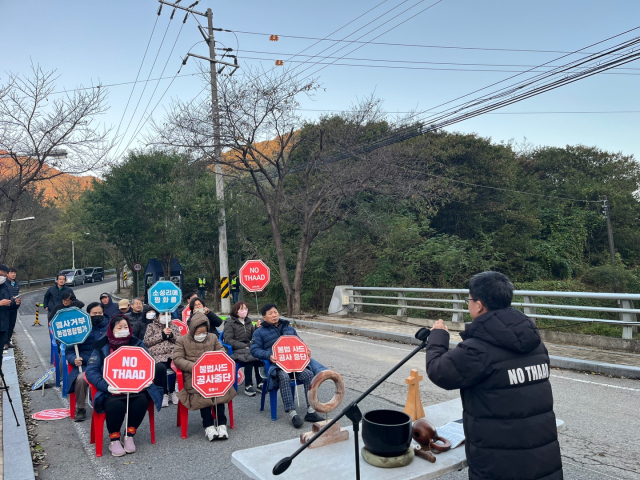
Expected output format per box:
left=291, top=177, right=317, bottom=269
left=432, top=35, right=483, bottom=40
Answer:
left=0, top=64, right=111, bottom=263
left=152, top=69, right=448, bottom=314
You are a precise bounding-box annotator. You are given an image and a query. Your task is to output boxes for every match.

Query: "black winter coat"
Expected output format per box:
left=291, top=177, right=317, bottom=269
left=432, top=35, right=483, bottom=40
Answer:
left=7, top=280, right=20, bottom=308
left=127, top=310, right=150, bottom=339
left=426, top=308, right=562, bottom=480
left=223, top=315, right=258, bottom=363
left=43, top=285, right=77, bottom=319
left=0, top=283, right=18, bottom=332
left=49, top=300, right=86, bottom=322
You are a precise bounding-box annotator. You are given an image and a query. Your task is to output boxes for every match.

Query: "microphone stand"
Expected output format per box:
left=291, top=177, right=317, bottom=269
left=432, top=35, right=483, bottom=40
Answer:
left=273, top=327, right=431, bottom=479
left=0, top=368, right=20, bottom=427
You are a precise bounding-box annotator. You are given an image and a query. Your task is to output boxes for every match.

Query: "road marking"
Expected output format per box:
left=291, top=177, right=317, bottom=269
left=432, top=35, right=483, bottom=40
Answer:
left=552, top=374, right=640, bottom=392
left=564, top=460, right=625, bottom=479
left=300, top=330, right=426, bottom=354
left=16, top=313, right=117, bottom=480
left=303, top=332, right=640, bottom=392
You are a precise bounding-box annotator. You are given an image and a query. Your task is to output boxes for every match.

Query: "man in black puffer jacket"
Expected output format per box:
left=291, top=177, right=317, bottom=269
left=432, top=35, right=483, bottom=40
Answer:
left=426, top=271, right=562, bottom=480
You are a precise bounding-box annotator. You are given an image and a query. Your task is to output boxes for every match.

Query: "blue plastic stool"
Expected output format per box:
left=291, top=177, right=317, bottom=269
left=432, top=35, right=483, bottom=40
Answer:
left=61, top=344, right=68, bottom=397
left=219, top=332, right=245, bottom=391
left=49, top=326, right=61, bottom=387
left=260, top=359, right=303, bottom=421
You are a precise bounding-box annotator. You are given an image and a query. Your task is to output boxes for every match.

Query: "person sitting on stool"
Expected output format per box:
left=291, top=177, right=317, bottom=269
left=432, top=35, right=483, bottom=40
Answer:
left=65, top=302, right=109, bottom=422
left=173, top=312, right=236, bottom=441
left=86, top=314, right=163, bottom=457
left=250, top=303, right=325, bottom=428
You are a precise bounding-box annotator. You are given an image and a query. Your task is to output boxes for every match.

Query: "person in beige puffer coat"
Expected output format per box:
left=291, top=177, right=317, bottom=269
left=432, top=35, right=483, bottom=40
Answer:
left=144, top=308, right=182, bottom=407
left=173, top=312, right=237, bottom=440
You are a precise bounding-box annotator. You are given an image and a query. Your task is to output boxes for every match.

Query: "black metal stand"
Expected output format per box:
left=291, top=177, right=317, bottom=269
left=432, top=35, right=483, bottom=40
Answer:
left=0, top=369, right=20, bottom=427
left=273, top=327, right=431, bottom=479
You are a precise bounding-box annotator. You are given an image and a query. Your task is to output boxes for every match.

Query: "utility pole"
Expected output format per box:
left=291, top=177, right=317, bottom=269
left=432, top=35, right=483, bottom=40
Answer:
left=158, top=0, right=238, bottom=313
left=207, top=8, right=230, bottom=314
left=602, top=196, right=616, bottom=265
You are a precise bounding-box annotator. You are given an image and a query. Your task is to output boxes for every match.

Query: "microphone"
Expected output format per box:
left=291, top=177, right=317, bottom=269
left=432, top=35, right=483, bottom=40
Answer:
left=415, top=327, right=430, bottom=342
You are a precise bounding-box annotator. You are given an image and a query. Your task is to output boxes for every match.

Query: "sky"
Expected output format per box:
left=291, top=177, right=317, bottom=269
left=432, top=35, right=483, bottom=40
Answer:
left=2, top=0, right=639, bottom=163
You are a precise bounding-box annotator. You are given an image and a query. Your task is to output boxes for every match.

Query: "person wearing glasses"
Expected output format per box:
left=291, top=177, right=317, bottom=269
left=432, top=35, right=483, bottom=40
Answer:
left=425, top=271, right=562, bottom=480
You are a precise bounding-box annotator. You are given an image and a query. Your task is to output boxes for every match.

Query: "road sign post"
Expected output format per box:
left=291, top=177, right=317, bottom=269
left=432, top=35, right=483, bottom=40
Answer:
left=272, top=336, right=310, bottom=408
left=133, top=263, right=142, bottom=298
left=239, top=260, right=270, bottom=314
left=51, top=307, right=92, bottom=373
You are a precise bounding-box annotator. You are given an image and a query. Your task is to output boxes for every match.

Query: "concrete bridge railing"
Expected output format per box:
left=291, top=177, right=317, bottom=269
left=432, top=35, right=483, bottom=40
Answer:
left=328, top=285, right=639, bottom=339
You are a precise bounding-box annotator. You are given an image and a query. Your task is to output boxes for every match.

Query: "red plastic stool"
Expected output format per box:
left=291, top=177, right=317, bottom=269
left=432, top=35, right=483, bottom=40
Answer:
left=68, top=364, right=76, bottom=419
left=171, top=362, right=234, bottom=439
left=85, top=374, right=156, bottom=457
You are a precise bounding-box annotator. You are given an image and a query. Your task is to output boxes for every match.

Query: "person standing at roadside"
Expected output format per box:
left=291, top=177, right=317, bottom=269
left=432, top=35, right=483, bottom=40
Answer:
left=0, top=265, right=21, bottom=360
left=5, top=267, right=20, bottom=349
left=426, top=271, right=562, bottom=480
left=198, top=274, right=207, bottom=300
left=230, top=271, right=240, bottom=304
left=44, top=274, right=77, bottom=322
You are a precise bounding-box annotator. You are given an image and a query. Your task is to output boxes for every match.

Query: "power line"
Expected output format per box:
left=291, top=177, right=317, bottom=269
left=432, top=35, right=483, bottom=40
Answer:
left=284, top=0, right=425, bottom=78
left=290, top=30, right=640, bottom=173
left=240, top=55, right=640, bottom=76
left=112, top=16, right=174, bottom=157
left=114, top=20, right=187, bottom=159
left=299, top=0, right=448, bottom=81
left=229, top=30, right=604, bottom=55
left=236, top=49, right=640, bottom=71
left=403, top=168, right=603, bottom=204
left=297, top=108, right=640, bottom=114
left=112, top=14, right=161, bottom=146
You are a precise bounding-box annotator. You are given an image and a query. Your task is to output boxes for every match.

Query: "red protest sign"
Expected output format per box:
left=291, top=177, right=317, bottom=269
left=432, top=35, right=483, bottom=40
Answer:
left=32, top=408, right=70, bottom=420
left=239, top=260, right=270, bottom=292
left=172, top=319, right=189, bottom=336
left=103, top=346, right=155, bottom=393
left=192, top=351, right=235, bottom=398
left=272, top=336, right=310, bottom=373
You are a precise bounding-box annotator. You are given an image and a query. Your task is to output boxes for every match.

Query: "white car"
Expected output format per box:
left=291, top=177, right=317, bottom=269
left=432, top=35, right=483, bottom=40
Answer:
left=59, top=269, right=86, bottom=286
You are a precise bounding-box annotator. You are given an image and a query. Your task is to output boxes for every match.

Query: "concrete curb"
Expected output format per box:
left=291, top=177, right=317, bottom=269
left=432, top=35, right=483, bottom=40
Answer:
left=2, top=348, right=36, bottom=480
left=294, top=319, right=640, bottom=380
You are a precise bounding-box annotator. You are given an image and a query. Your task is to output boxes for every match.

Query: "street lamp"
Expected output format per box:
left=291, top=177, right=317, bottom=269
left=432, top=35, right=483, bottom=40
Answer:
left=0, top=216, right=36, bottom=252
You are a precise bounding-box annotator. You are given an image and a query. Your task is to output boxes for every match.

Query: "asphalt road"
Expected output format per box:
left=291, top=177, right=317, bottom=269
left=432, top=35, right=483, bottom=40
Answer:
left=12, top=280, right=640, bottom=480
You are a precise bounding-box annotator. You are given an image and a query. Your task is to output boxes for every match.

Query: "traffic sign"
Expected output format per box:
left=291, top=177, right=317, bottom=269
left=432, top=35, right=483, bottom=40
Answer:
left=272, top=336, right=310, bottom=373
left=133, top=263, right=142, bottom=272
left=148, top=280, right=182, bottom=313
left=172, top=319, right=189, bottom=336
left=51, top=307, right=92, bottom=346
left=32, top=408, right=70, bottom=421
left=103, top=346, right=155, bottom=393
left=192, top=351, right=235, bottom=398
left=239, top=260, right=270, bottom=292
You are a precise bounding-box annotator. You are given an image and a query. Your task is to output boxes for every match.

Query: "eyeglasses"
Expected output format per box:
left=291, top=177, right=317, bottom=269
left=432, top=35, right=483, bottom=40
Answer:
left=464, top=297, right=475, bottom=305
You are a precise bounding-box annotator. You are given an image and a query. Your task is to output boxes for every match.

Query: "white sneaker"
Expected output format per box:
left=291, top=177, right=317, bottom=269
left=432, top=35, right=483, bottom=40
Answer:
left=162, top=394, right=169, bottom=408
left=170, top=391, right=179, bottom=405
left=217, top=425, right=228, bottom=439
left=205, top=425, right=218, bottom=441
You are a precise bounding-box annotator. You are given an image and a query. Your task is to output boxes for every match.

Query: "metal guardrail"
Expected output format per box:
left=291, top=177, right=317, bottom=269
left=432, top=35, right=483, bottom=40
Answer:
left=18, top=269, right=117, bottom=287
left=340, top=286, right=639, bottom=340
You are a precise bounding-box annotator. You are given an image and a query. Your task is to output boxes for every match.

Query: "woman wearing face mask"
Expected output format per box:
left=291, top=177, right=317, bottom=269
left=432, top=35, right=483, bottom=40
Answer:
left=143, top=307, right=181, bottom=407
left=188, top=297, right=223, bottom=337
left=63, top=302, right=110, bottom=422
left=85, top=314, right=163, bottom=457
left=173, top=312, right=237, bottom=441
left=223, top=301, right=263, bottom=396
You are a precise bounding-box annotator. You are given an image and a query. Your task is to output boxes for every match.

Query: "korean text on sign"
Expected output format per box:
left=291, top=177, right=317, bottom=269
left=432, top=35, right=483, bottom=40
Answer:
left=54, top=317, right=89, bottom=338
